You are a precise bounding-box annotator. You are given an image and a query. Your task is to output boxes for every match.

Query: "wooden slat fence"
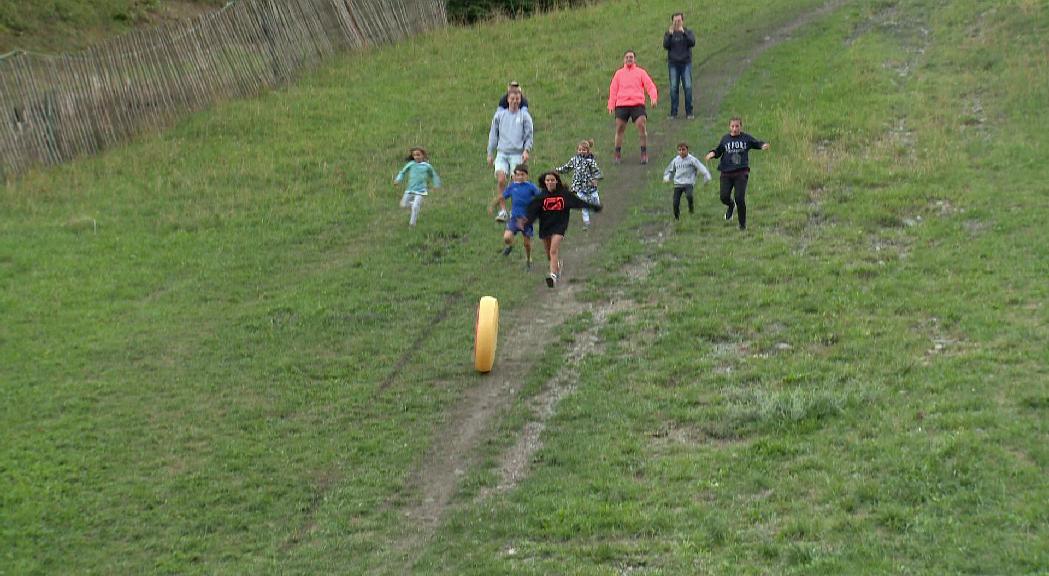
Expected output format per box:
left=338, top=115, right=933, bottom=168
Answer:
left=0, top=0, right=447, bottom=180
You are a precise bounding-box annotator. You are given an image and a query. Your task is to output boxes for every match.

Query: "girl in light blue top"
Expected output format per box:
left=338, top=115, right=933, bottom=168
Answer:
left=394, top=147, right=442, bottom=227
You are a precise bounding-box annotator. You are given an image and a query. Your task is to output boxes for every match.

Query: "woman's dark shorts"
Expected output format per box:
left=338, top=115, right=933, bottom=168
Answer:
left=614, top=105, right=647, bottom=123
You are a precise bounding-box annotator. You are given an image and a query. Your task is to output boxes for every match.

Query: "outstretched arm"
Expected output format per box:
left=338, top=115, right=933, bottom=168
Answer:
left=691, top=157, right=712, bottom=183
left=520, top=195, right=542, bottom=228
left=394, top=162, right=411, bottom=184
left=590, top=159, right=603, bottom=185
left=749, top=134, right=770, bottom=151
left=663, top=159, right=676, bottom=182
left=705, top=141, right=724, bottom=161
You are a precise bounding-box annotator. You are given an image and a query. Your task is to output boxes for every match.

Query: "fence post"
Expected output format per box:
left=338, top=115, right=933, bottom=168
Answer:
left=0, top=0, right=448, bottom=179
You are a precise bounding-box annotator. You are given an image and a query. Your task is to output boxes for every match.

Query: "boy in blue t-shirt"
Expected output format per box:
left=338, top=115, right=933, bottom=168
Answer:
left=489, top=165, right=542, bottom=270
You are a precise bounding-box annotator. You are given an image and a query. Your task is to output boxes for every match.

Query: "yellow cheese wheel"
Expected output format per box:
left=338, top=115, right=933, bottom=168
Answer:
left=474, top=296, right=499, bottom=373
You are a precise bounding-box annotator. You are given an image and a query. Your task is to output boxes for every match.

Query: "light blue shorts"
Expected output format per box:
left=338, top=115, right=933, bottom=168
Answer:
left=493, top=152, right=524, bottom=177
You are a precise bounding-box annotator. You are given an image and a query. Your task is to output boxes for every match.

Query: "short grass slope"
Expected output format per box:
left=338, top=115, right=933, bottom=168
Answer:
left=0, top=0, right=225, bottom=53
left=1, top=0, right=1047, bottom=574
left=423, top=1, right=1048, bottom=574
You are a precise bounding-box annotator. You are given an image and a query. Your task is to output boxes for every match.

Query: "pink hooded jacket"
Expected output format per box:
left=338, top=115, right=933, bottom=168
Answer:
left=607, top=64, right=659, bottom=110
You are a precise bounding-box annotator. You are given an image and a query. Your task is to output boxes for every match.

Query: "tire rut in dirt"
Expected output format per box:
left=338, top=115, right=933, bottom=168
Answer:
left=382, top=1, right=848, bottom=570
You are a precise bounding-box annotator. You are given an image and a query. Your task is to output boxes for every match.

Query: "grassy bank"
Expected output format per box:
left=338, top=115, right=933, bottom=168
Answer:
left=2, top=0, right=1046, bottom=574
left=0, top=0, right=224, bottom=53
left=422, top=0, right=1048, bottom=573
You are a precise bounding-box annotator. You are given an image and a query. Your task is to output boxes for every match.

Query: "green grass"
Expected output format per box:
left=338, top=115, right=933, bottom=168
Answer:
left=0, top=0, right=225, bottom=52
left=0, top=0, right=225, bottom=53
left=424, top=0, right=1049, bottom=573
left=2, top=0, right=1048, bottom=574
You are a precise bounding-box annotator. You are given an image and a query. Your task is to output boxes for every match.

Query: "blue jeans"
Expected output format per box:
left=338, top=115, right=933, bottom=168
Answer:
left=668, top=62, right=693, bottom=116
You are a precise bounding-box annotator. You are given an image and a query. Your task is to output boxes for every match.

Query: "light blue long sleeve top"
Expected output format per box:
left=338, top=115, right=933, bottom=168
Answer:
left=395, top=161, right=441, bottom=195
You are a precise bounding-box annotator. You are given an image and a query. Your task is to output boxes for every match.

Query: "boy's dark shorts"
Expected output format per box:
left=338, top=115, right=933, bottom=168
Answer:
left=614, top=105, right=647, bottom=123
left=507, top=217, right=534, bottom=238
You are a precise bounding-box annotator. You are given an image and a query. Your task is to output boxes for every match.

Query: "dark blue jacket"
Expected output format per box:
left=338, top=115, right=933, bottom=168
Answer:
left=663, top=29, right=696, bottom=64
left=709, top=132, right=766, bottom=172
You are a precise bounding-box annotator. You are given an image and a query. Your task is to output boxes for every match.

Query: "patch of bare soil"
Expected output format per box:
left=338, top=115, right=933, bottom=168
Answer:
left=382, top=1, right=848, bottom=571
left=478, top=295, right=636, bottom=501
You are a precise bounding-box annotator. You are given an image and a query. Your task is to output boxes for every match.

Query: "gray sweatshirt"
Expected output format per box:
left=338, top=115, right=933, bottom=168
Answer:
left=487, top=107, right=534, bottom=156
left=663, top=153, right=712, bottom=186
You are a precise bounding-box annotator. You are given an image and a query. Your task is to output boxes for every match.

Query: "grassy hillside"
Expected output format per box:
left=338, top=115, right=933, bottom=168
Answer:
left=2, top=0, right=1047, bottom=574
left=0, top=0, right=224, bottom=53
left=422, top=1, right=1049, bottom=573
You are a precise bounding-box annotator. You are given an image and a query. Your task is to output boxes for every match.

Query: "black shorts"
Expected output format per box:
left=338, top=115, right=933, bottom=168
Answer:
left=614, top=105, right=647, bottom=123
left=538, top=223, right=569, bottom=239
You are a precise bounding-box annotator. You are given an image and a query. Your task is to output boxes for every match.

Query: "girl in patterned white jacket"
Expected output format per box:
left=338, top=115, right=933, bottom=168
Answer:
left=555, top=139, right=603, bottom=230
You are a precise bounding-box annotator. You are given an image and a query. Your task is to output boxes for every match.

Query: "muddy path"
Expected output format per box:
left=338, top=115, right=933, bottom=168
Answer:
left=383, top=1, right=845, bottom=571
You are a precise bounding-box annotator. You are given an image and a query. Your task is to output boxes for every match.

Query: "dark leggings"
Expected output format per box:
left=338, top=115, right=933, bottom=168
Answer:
left=720, top=170, right=749, bottom=227
left=672, top=185, right=694, bottom=219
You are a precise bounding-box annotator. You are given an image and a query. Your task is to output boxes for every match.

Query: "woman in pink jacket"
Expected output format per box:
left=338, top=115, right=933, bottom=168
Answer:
left=608, top=50, right=658, bottom=165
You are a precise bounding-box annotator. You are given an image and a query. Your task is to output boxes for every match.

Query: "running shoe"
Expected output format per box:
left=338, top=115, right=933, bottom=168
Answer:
left=525, top=258, right=533, bottom=271
left=613, top=150, right=622, bottom=165
left=502, top=245, right=513, bottom=256
left=725, top=203, right=735, bottom=221
left=546, top=274, right=556, bottom=288
left=495, top=208, right=509, bottom=223
left=640, top=152, right=649, bottom=165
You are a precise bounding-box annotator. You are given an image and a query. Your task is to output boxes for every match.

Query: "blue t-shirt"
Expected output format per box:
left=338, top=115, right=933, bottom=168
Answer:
left=503, top=181, right=542, bottom=219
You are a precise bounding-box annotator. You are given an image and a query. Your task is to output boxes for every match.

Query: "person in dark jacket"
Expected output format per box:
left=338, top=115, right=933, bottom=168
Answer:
left=663, top=12, right=696, bottom=119
left=519, top=172, right=602, bottom=287
left=704, top=117, right=770, bottom=230
left=498, top=81, right=529, bottom=110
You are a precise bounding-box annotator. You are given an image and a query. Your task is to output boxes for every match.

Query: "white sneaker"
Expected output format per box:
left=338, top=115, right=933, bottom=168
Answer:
left=495, top=209, right=509, bottom=223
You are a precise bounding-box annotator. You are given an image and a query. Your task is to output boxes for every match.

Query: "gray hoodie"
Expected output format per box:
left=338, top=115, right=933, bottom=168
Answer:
left=487, top=107, right=534, bottom=156
left=663, top=153, right=711, bottom=186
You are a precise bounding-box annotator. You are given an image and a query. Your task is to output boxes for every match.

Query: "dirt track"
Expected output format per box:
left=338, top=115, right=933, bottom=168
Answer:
left=386, top=2, right=846, bottom=570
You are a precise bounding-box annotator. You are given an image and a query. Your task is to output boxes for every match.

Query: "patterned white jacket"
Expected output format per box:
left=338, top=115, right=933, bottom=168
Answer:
left=556, top=153, right=603, bottom=196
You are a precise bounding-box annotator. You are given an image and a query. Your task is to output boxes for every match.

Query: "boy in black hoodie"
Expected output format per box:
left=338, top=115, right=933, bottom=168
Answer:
left=705, top=116, right=770, bottom=230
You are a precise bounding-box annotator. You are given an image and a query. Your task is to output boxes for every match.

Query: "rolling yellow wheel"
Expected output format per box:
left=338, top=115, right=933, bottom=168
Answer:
left=474, top=296, right=499, bottom=373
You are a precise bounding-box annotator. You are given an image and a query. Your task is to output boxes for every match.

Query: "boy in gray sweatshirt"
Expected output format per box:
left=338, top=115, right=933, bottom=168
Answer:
left=663, top=142, right=711, bottom=220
